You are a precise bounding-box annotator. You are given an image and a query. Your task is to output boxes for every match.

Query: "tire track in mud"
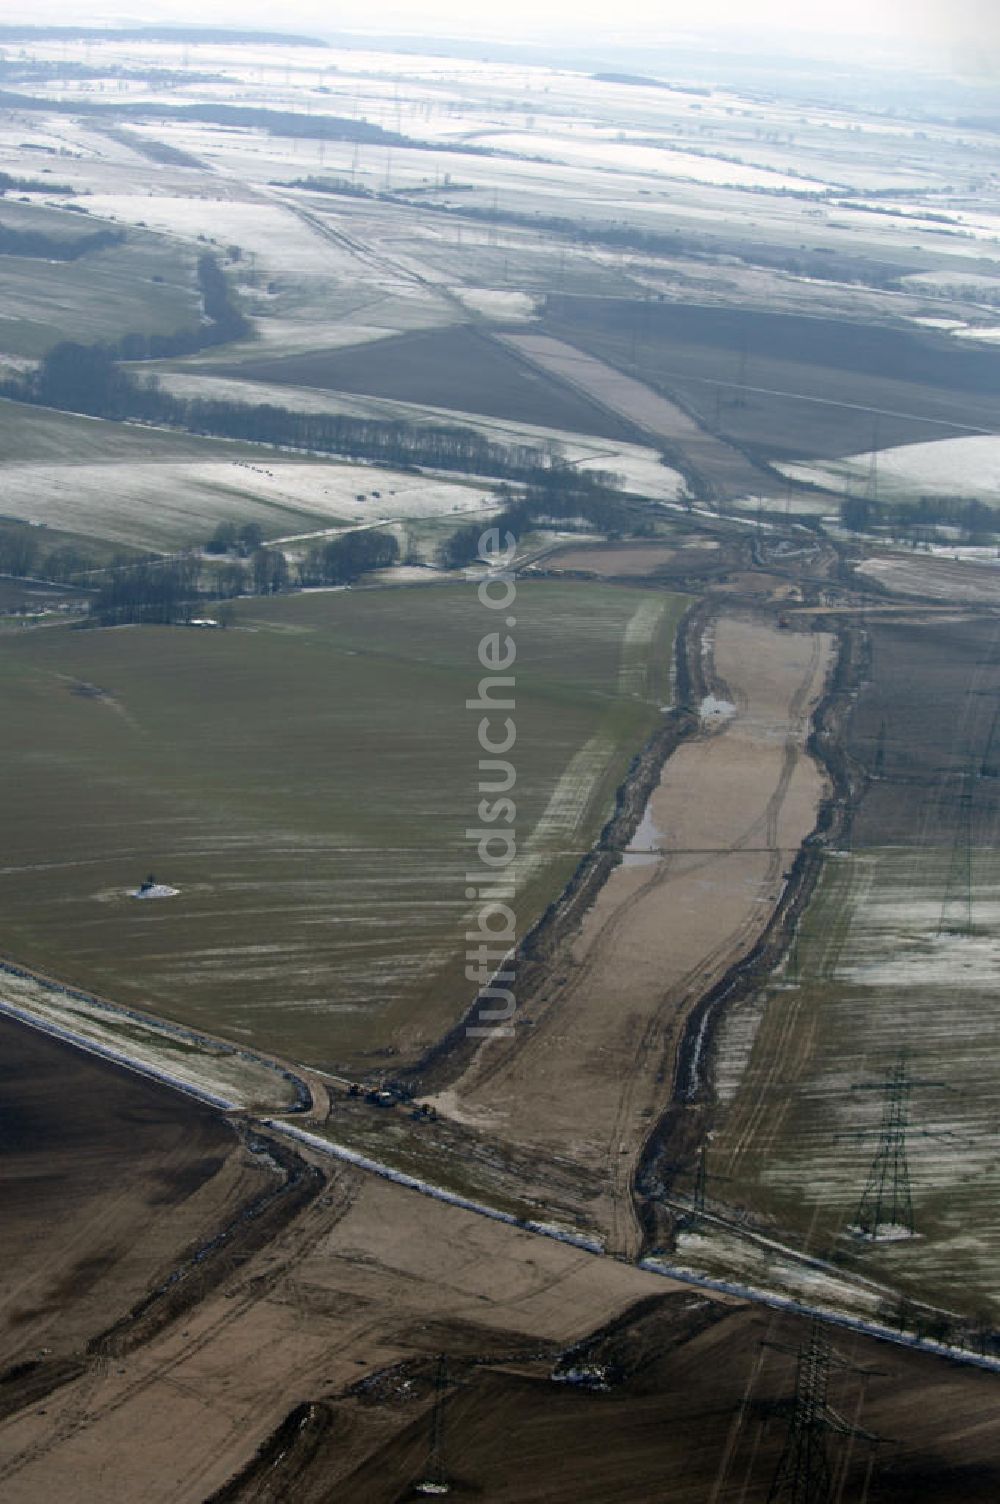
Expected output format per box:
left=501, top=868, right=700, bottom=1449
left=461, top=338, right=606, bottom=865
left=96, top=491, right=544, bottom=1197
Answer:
left=457, top=610, right=828, bottom=1258
left=637, top=623, right=867, bottom=1250
left=0, top=1147, right=351, bottom=1488
left=720, top=854, right=869, bottom=1180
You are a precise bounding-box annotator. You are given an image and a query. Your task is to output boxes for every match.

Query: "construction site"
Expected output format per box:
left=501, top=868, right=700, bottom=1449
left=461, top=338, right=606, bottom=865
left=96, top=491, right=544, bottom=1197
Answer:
left=1, top=13, right=1000, bottom=1502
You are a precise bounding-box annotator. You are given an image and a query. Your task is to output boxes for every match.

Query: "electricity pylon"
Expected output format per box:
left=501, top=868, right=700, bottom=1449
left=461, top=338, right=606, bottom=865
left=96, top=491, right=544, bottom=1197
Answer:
left=765, top=1319, right=880, bottom=1504
left=767, top=1321, right=835, bottom=1503
left=863, top=416, right=880, bottom=506
left=414, top=1353, right=451, bottom=1496
left=663, top=1142, right=731, bottom=1230
left=872, top=717, right=888, bottom=779
left=938, top=765, right=977, bottom=936
left=851, top=1053, right=945, bottom=1240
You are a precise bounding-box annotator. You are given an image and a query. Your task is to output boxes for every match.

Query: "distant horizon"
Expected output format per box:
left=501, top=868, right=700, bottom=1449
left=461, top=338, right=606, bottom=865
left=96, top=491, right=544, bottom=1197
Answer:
left=0, top=1, right=997, bottom=87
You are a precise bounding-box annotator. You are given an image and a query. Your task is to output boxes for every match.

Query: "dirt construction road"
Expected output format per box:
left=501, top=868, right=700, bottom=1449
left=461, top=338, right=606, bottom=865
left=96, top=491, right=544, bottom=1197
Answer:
left=0, top=1165, right=683, bottom=1502
left=450, top=612, right=833, bottom=1255
left=501, top=333, right=769, bottom=496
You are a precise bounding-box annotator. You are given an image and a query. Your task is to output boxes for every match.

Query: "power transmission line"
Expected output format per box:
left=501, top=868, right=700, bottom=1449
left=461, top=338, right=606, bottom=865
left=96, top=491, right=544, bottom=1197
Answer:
left=938, top=765, right=977, bottom=937
left=850, top=1053, right=946, bottom=1241
left=765, top=1318, right=881, bottom=1504
left=414, top=1353, right=451, bottom=1496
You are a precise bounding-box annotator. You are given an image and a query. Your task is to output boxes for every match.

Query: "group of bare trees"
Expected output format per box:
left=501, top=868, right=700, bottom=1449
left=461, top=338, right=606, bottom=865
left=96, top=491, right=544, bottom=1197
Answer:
left=90, top=556, right=202, bottom=625
left=5, top=336, right=565, bottom=484
left=0, top=522, right=96, bottom=582
left=0, top=221, right=118, bottom=260
left=298, top=529, right=399, bottom=585
left=438, top=471, right=631, bottom=569
left=841, top=493, right=998, bottom=544
left=85, top=524, right=401, bottom=625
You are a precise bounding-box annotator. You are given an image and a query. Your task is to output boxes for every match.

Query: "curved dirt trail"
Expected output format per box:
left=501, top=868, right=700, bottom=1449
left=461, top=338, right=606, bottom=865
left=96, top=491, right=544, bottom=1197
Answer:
left=0, top=1168, right=670, bottom=1503
left=452, top=611, right=834, bottom=1254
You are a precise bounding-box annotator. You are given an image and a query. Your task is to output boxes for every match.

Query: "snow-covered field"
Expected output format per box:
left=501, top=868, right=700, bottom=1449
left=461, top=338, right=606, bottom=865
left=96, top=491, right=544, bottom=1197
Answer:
left=452, top=287, right=538, bottom=321
left=900, top=270, right=1000, bottom=299
left=707, top=846, right=1000, bottom=1311
left=954, top=326, right=1000, bottom=344
left=155, top=371, right=687, bottom=502
left=903, top=316, right=1000, bottom=345
left=470, top=130, right=835, bottom=194
left=80, top=184, right=456, bottom=357
left=854, top=552, right=1000, bottom=603
left=0, top=456, right=494, bottom=550
left=776, top=435, right=1000, bottom=506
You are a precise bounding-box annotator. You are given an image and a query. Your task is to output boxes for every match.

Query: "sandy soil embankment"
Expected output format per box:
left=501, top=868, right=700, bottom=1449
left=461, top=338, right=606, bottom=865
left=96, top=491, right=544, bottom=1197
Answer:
left=450, top=612, right=833, bottom=1253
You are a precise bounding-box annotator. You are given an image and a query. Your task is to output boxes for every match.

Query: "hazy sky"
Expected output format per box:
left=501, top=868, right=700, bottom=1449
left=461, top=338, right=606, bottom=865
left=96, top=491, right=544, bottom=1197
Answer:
left=7, top=0, right=1000, bottom=73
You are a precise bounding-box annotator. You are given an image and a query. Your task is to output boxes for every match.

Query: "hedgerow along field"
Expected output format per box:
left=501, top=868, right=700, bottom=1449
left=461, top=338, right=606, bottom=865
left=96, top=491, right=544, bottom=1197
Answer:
left=0, top=581, right=687, bottom=1070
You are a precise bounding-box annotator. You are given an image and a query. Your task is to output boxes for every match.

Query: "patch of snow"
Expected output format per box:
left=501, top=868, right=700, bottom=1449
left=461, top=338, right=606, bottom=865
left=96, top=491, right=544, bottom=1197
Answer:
left=267, top=1120, right=604, bottom=1252
left=899, top=270, right=1000, bottom=294
left=701, top=695, right=737, bottom=724
left=906, top=316, right=969, bottom=331
left=0, top=964, right=295, bottom=1112
left=849, top=1223, right=917, bottom=1243
left=777, top=436, right=1000, bottom=507
left=471, top=130, right=833, bottom=193
left=837, top=925, right=1000, bottom=991
left=552, top=1364, right=609, bottom=1390
left=625, top=801, right=665, bottom=866
left=953, top=326, right=1000, bottom=344
left=453, top=287, right=537, bottom=321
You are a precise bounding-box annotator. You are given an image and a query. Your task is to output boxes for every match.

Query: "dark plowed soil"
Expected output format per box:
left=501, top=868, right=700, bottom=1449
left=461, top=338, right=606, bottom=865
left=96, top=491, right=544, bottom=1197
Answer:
left=542, top=297, right=1000, bottom=461
left=848, top=616, right=1000, bottom=845
left=0, top=1018, right=251, bottom=1377
left=217, top=1297, right=1000, bottom=1503
left=218, top=325, right=643, bottom=441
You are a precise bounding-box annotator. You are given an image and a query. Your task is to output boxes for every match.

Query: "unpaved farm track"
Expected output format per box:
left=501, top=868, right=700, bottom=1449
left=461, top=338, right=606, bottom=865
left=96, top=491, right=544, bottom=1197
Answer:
left=638, top=622, right=867, bottom=1242
left=0, top=1130, right=331, bottom=1493
left=447, top=608, right=834, bottom=1253
left=0, top=1166, right=670, bottom=1502
left=500, top=332, right=772, bottom=499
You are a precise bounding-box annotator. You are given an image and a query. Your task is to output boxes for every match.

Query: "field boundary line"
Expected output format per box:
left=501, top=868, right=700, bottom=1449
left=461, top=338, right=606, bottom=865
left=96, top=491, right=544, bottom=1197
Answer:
left=1, top=990, right=995, bottom=1377
left=0, top=955, right=312, bottom=1113
left=264, top=1119, right=1000, bottom=1377
left=0, top=995, right=237, bottom=1111
left=263, top=1120, right=606, bottom=1252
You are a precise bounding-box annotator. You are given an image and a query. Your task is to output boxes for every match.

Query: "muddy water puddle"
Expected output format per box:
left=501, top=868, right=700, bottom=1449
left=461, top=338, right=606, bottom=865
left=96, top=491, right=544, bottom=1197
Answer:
left=623, top=801, right=666, bottom=868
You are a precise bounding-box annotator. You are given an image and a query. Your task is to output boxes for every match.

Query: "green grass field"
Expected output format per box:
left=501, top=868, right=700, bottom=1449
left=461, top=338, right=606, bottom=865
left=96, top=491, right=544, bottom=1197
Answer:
left=0, top=581, right=686, bottom=1070
left=705, top=847, right=1000, bottom=1318
left=0, top=212, right=201, bottom=359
